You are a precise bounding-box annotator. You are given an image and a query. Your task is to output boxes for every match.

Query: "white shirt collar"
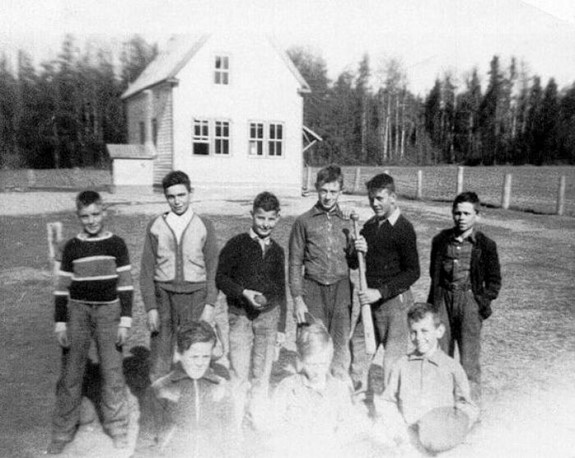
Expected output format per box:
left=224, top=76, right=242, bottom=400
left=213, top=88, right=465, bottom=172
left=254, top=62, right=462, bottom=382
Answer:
left=249, top=228, right=271, bottom=246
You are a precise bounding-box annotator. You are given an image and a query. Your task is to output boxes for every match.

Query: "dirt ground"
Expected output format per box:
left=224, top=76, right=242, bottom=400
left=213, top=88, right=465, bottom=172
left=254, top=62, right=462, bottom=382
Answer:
left=1, top=190, right=575, bottom=457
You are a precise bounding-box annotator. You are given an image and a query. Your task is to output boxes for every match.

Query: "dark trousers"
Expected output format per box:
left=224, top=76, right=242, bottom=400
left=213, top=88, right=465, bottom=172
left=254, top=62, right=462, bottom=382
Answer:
left=52, top=300, right=128, bottom=442
left=350, top=290, right=412, bottom=391
left=302, top=277, right=352, bottom=379
left=438, top=288, right=482, bottom=402
left=149, top=287, right=207, bottom=383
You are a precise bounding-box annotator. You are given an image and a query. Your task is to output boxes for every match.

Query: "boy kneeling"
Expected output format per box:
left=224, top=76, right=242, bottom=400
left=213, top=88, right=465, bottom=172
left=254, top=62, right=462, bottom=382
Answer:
left=375, top=303, right=479, bottom=454
left=151, top=321, right=236, bottom=457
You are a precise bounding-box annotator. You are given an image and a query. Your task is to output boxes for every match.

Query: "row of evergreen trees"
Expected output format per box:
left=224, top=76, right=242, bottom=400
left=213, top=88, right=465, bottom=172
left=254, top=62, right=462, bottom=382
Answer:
left=0, top=35, right=157, bottom=169
left=290, top=48, right=575, bottom=166
left=1, top=36, right=574, bottom=169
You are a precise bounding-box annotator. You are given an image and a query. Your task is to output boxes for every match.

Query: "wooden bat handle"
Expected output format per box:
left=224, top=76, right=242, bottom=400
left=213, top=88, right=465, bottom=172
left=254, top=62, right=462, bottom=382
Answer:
left=351, top=212, right=377, bottom=356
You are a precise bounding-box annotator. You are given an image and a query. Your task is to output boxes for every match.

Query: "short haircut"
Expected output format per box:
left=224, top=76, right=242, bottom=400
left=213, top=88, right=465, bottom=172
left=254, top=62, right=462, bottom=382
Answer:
left=366, top=173, right=395, bottom=195
left=407, top=302, right=442, bottom=328
left=315, top=164, right=344, bottom=189
left=253, top=191, right=280, bottom=213
left=452, top=191, right=480, bottom=213
left=76, top=190, right=102, bottom=211
left=162, top=170, right=191, bottom=192
left=297, top=321, right=334, bottom=360
left=176, top=321, right=216, bottom=353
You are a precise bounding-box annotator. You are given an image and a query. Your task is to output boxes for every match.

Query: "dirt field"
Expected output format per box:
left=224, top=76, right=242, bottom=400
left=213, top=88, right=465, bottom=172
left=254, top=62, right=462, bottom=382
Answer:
left=1, top=192, right=575, bottom=457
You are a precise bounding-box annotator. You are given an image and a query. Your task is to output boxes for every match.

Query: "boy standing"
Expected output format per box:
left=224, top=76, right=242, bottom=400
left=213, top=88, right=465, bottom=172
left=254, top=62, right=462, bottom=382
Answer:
left=289, top=165, right=354, bottom=379
left=48, top=191, right=133, bottom=454
left=216, top=192, right=287, bottom=398
left=350, top=173, right=420, bottom=391
left=427, top=191, right=501, bottom=402
left=151, top=321, right=236, bottom=457
left=140, top=171, right=218, bottom=383
left=375, top=302, right=479, bottom=454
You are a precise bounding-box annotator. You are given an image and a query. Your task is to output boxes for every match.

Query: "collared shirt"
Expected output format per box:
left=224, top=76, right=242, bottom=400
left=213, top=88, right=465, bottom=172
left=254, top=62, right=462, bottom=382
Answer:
left=249, top=228, right=271, bottom=255
left=378, top=348, right=479, bottom=426
left=165, top=209, right=194, bottom=243
left=288, top=202, right=352, bottom=296
left=377, top=206, right=401, bottom=227
left=442, top=230, right=475, bottom=285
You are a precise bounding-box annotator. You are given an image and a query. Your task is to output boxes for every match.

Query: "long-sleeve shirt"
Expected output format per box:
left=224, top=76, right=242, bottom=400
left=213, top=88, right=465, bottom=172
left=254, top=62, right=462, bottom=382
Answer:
left=216, top=232, right=287, bottom=332
left=349, top=209, right=420, bottom=301
left=140, top=211, right=219, bottom=311
left=377, top=348, right=479, bottom=426
left=53, top=231, right=134, bottom=325
left=288, top=203, right=353, bottom=297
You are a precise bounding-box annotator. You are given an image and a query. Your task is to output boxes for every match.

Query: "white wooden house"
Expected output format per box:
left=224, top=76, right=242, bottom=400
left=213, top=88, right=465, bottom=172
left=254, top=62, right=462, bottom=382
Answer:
left=109, top=33, right=319, bottom=196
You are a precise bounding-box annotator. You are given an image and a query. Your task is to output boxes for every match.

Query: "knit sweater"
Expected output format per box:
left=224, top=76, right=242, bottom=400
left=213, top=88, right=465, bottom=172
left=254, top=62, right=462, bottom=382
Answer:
left=216, top=233, right=287, bottom=332
left=53, top=231, right=133, bottom=322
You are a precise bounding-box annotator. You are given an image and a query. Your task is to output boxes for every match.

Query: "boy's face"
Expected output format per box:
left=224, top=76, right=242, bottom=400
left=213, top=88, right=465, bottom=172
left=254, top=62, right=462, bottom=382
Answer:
left=316, top=181, right=342, bottom=211
left=369, top=188, right=396, bottom=219
left=251, top=207, right=280, bottom=239
left=452, top=202, right=478, bottom=235
left=179, top=341, right=213, bottom=380
left=409, top=314, right=444, bottom=358
left=301, top=348, right=332, bottom=385
left=78, top=203, right=105, bottom=236
left=165, top=184, right=191, bottom=215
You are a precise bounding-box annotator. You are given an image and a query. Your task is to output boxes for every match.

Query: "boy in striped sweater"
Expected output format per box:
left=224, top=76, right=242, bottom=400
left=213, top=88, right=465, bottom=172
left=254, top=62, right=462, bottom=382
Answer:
left=48, top=191, right=134, bottom=454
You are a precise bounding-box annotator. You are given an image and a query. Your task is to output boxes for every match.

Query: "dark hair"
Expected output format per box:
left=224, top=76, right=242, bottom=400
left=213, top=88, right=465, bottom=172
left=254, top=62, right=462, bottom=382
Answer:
left=162, top=170, right=191, bottom=192
left=407, top=302, right=442, bottom=327
left=253, top=191, right=280, bottom=213
left=452, top=191, right=480, bottom=213
left=366, top=173, right=395, bottom=194
left=76, top=190, right=102, bottom=211
left=176, top=321, right=216, bottom=353
left=315, top=164, right=344, bottom=189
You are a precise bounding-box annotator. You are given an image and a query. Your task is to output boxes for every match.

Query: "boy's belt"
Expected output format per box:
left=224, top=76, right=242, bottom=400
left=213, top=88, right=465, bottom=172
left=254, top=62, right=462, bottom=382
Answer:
left=442, top=281, right=471, bottom=292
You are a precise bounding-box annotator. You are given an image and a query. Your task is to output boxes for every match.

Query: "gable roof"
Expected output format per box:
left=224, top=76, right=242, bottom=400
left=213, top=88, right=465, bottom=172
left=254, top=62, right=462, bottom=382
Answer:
left=121, top=34, right=311, bottom=100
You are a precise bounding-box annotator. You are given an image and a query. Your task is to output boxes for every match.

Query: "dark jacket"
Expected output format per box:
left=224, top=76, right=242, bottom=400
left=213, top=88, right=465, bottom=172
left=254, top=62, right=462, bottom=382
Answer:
left=427, top=228, right=501, bottom=319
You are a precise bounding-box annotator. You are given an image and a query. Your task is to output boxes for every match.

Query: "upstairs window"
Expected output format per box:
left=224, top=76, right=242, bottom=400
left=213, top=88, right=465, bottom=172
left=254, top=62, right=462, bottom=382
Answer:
left=249, top=121, right=284, bottom=157
left=214, top=56, right=229, bottom=85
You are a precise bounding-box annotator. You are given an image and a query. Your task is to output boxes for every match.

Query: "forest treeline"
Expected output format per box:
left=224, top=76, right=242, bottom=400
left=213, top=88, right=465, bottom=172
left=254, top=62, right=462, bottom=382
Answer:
left=1, top=35, right=574, bottom=169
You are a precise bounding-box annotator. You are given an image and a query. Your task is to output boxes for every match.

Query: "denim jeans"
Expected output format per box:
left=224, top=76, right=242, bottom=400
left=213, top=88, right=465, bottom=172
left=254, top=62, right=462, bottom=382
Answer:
left=350, top=290, right=412, bottom=391
left=52, top=300, right=128, bottom=441
left=228, top=307, right=279, bottom=395
left=302, top=277, right=352, bottom=380
left=149, top=286, right=207, bottom=383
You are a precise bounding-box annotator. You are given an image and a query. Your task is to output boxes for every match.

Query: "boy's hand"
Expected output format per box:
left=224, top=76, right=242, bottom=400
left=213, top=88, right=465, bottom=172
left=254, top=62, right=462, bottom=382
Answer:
left=56, top=330, right=69, bottom=348
left=354, top=236, right=368, bottom=253
left=359, top=288, right=382, bottom=305
left=116, top=326, right=129, bottom=346
left=200, top=304, right=215, bottom=324
left=276, top=332, right=286, bottom=346
left=147, top=309, right=160, bottom=333
left=293, top=296, right=309, bottom=324
left=242, top=289, right=264, bottom=308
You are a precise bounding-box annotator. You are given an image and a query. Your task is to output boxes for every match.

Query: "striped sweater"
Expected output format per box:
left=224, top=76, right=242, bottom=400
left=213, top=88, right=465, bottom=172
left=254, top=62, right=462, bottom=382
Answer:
left=53, top=231, right=134, bottom=323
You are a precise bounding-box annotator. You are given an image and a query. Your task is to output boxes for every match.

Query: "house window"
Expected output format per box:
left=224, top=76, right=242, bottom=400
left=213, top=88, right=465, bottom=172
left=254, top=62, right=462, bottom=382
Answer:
left=139, top=121, right=146, bottom=144
left=214, top=56, right=229, bottom=85
left=249, top=122, right=264, bottom=156
left=249, top=122, right=284, bottom=157
left=152, top=118, right=158, bottom=145
left=193, top=119, right=210, bottom=155
left=192, top=119, right=231, bottom=156
left=215, top=121, right=230, bottom=155
left=268, top=123, right=283, bottom=156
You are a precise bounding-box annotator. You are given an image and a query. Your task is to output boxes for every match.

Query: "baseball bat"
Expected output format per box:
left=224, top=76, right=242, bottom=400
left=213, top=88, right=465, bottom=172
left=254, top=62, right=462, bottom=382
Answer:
left=351, top=212, right=377, bottom=356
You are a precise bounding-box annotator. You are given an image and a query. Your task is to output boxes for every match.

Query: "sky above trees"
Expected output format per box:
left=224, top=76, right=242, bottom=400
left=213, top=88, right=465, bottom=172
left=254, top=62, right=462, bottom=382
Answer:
left=1, top=0, right=575, bottom=95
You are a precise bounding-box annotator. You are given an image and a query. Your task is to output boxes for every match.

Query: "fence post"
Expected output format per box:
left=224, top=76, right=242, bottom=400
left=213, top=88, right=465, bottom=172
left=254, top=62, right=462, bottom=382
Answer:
left=502, top=173, right=512, bottom=210
left=306, top=166, right=313, bottom=191
left=456, top=166, right=464, bottom=195
left=47, top=222, right=63, bottom=279
left=556, top=175, right=566, bottom=216
left=27, top=169, right=36, bottom=188
left=416, top=170, right=423, bottom=200
left=353, top=167, right=362, bottom=194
